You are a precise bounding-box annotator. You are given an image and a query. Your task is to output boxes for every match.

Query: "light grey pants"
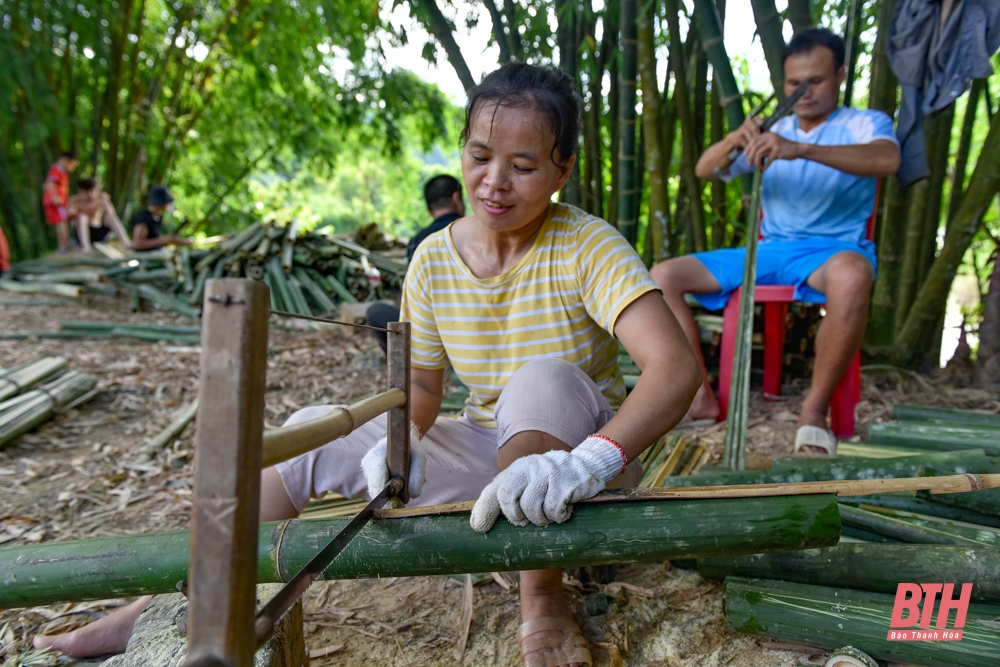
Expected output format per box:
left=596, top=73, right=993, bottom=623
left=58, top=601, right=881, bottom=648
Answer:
left=275, top=358, right=642, bottom=511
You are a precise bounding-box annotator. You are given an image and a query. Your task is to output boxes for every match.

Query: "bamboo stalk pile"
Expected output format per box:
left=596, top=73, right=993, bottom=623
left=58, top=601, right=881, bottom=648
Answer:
left=724, top=577, right=1000, bottom=667
left=1, top=221, right=407, bottom=322
left=0, top=357, right=67, bottom=402
left=689, top=404, right=1000, bottom=666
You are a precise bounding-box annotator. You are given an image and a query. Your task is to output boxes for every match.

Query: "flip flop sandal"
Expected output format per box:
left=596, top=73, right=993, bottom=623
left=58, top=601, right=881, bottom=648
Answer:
left=794, top=425, right=838, bottom=457
left=824, top=646, right=880, bottom=667
left=520, top=616, right=592, bottom=667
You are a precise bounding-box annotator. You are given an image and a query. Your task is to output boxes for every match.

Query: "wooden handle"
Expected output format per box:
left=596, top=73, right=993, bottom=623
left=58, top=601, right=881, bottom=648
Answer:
left=386, top=322, right=411, bottom=503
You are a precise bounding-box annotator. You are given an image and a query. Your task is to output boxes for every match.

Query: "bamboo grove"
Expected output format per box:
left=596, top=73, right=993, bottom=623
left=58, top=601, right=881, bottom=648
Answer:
left=2, top=0, right=999, bottom=373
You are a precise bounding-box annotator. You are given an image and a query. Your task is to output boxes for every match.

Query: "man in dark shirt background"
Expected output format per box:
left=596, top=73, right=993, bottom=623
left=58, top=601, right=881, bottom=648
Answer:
left=368, top=174, right=466, bottom=352
left=130, top=185, right=192, bottom=251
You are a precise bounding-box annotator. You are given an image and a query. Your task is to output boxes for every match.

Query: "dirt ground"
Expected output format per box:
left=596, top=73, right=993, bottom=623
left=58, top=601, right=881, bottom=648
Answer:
left=0, top=292, right=997, bottom=666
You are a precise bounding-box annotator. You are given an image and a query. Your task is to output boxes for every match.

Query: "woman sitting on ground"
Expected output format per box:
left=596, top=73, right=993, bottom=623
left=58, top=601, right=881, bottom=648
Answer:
left=36, top=63, right=700, bottom=667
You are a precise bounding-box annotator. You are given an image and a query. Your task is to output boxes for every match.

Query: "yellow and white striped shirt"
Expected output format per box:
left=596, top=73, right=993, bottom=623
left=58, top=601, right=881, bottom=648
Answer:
left=400, top=203, right=659, bottom=430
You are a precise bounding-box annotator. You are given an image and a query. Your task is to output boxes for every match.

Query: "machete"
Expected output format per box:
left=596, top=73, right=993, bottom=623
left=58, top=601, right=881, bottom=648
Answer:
left=713, top=81, right=810, bottom=177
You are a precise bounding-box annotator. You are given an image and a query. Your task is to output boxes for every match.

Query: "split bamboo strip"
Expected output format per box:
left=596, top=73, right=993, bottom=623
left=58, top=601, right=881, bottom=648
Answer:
left=109, top=328, right=201, bottom=345
left=133, top=399, right=200, bottom=464
left=836, top=441, right=924, bottom=458
left=838, top=504, right=997, bottom=546
left=0, top=279, right=83, bottom=298
left=839, top=494, right=1000, bottom=529
left=724, top=577, right=1000, bottom=667
left=0, top=493, right=840, bottom=607
left=0, top=357, right=68, bottom=402
left=375, top=473, right=1000, bottom=518
left=699, top=544, right=1000, bottom=602
left=261, top=388, right=406, bottom=467
left=723, top=168, right=764, bottom=470
left=0, top=332, right=112, bottom=341
left=893, top=404, right=1000, bottom=429
left=869, top=422, right=1000, bottom=456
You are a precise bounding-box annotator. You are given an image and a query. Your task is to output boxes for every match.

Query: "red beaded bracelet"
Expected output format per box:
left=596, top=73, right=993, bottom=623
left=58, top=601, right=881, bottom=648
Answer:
left=589, top=433, right=627, bottom=475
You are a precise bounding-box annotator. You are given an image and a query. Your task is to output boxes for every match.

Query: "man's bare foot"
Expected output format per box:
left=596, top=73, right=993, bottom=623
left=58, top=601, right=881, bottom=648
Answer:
left=34, top=595, right=150, bottom=657
left=686, top=381, right=720, bottom=422
left=519, top=570, right=589, bottom=667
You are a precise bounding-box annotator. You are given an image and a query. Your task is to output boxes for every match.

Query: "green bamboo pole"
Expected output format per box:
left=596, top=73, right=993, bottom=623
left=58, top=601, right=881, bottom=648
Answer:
left=137, top=285, right=201, bottom=320
left=0, top=372, right=96, bottom=447
left=840, top=494, right=1000, bottom=529
left=0, top=493, right=840, bottom=608
left=20, top=270, right=105, bottom=284
left=663, top=450, right=995, bottom=487
left=893, top=404, right=1000, bottom=430
left=869, top=423, right=1000, bottom=456
left=838, top=504, right=997, bottom=547
left=723, top=169, right=763, bottom=469
left=294, top=268, right=337, bottom=314
left=699, top=544, right=1000, bottom=602
left=0, top=279, right=83, bottom=298
left=60, top=321, right=200, bottom=335
left=725, top=577, right=1000, bottom=666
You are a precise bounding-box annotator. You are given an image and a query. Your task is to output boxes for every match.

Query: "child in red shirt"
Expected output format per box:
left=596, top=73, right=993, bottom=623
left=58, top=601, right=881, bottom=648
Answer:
left=42, top=151, right=80, bottom=252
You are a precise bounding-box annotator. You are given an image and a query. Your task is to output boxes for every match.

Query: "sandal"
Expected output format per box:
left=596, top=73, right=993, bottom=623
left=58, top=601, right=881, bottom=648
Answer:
left=520, top=616, right=592, bottom=667
left=794, top=425, right=838, bottom=456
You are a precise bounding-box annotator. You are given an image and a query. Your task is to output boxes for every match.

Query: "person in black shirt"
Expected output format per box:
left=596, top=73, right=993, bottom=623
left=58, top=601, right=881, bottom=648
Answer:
left=368, top=175, right=466, bottom=351
left=130, top=185, right=192, bottom=251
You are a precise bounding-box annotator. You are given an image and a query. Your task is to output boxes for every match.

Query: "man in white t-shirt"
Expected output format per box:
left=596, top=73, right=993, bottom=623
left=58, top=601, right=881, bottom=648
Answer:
left=651, top=28, right=901, bottom=454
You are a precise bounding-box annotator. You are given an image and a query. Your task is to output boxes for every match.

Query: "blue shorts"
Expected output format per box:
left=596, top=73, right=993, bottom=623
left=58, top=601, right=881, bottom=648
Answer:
left=690, top=238, right=877, bottom=311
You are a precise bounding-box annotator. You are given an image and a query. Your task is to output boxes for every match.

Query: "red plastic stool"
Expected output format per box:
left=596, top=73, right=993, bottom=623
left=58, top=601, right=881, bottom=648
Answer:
left=717, top=285, right=861, bottom=439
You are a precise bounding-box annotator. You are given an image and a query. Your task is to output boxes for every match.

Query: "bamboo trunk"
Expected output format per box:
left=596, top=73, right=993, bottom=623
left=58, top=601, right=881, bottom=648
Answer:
left=838, top=504, right=996, bottom=546
left=0, top=493, right=840, bottom=608
left=894, top=110, right=1000, bottom=363
left=725, top=577, right=1000, bottom=666
left=700, top=544, right=1000, bottom=601
left=691, top=0, right=744, bottom=132
left=748, top=0, right=786, bottom=98
left=638, top=1, right=670, bottom=262
left=665, top=0, right=707, bottom=253
left=868, top=177, right=910, bottom=348
left=616, top=0, right=639, bottom=245
left=839, top=494, right=1000, bottom=529
left=786, top=0, right=813, bottom=33
left=949, top=80, right=984, bottom=222
left=892, top=404, right=1000, bottom=429
left=0, top=279, right=83, bottom=298
left=869, top=423, right=1000, bottom=456
left=664, top=450, right=995, bottom=487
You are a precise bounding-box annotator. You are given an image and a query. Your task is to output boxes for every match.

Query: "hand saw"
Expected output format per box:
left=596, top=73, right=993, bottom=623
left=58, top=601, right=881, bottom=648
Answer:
left=713, top=81, right=810, bottom=177
left=254, top=477, right=403, bottom=646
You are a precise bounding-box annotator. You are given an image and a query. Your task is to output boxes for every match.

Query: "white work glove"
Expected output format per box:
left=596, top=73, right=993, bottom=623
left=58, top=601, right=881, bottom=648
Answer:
left=360, top=421, right=426, bottom=500
left=469, top=435, right=627, bottom=533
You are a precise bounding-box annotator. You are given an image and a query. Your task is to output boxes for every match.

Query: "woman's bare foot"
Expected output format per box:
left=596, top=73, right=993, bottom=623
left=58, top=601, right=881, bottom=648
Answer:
left=519, top=569, right=589, bottom=667
left=34, top=595, right=150, bottom=657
